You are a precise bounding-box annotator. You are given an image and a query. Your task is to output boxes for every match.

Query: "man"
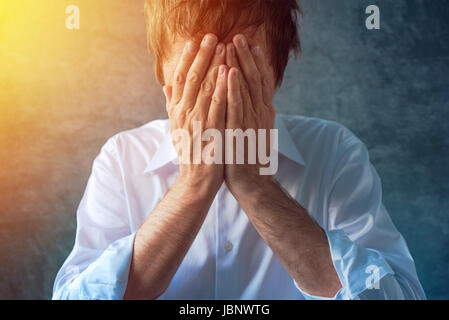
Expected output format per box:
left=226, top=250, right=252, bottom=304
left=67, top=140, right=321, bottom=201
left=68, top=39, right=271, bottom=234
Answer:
left=53, top=0, right=425, bottom=300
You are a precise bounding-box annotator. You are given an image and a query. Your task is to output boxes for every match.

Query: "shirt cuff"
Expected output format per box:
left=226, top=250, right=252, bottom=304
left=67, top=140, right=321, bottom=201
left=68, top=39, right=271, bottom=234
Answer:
left=294, top=229, right=394, bottom=300
left=68, top=233, right=136, bottom=300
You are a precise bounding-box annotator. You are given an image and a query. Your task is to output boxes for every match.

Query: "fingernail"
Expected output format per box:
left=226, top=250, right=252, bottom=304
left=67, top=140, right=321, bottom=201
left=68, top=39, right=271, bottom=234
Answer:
left=203, top=34, right=217, bottom=47
left=185, top=41, right=196, bottom=53
left=219, top=65, right=227, bottom=76
left=252, top=46, right=261, bottom=57
left=231, top=68, right=239, bottom=79
left=237, top=36, right=247, bottom=48
left=216, top=43, right=224, bottom=56
left=228, top=44, right=236, bottom=57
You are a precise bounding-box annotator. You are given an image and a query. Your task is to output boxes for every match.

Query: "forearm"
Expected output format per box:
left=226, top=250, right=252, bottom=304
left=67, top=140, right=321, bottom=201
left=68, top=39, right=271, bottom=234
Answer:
left=123, top=34, right=228, bottom=300
left=232, top=177, right=341, bottom=298
left=124, top=176, right=218, bottom=300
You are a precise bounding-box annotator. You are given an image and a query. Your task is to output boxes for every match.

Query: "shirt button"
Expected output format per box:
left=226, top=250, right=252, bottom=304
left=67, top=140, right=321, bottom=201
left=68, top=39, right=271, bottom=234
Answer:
left=224, top=241, right=233, bottom=252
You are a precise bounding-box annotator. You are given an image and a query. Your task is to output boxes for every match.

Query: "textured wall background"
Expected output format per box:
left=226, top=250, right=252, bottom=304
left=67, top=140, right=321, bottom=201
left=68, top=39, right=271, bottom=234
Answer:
left=0, top=0, right=448, bottom=299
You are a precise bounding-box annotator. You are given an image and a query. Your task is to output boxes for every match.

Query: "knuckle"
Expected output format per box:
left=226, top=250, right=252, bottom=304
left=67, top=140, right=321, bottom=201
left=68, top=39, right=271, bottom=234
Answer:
left=173, top=108, right=185, bottom=122
left=212, top=94, right=223, bottom=105
left=187, top=71, right=201, bottom=84
left=262, top=76, right=270, bottom=87
left=249, top=73, right=261, bottom=86
left=174, top=72, right=185, bottom=84
left=201, top=80, right=214, bottom=96
left=241, top=79, right=250, bottom=92
left=232, top=96, right=243, bottom=106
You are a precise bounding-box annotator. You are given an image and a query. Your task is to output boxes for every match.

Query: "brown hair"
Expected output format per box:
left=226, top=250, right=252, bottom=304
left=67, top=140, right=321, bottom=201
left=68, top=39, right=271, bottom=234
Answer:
left=144, top=0, right=301, bottom=87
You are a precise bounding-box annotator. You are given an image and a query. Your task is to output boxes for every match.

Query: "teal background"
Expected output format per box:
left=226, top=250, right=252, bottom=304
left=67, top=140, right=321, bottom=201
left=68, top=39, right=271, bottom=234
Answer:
left=275, top=0, right=449, bottom=299
left=0, top=0, right=448, bottom=299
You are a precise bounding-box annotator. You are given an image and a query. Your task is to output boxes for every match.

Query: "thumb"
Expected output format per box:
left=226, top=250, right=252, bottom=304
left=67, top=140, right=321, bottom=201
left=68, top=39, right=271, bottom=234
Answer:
left=163, top=85, right=172, bottom=103
left=163, top=85, right=173, bottom=115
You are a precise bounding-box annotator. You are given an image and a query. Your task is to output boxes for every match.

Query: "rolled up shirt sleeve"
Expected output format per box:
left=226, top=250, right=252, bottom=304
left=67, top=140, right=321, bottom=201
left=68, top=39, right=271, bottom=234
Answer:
left=295, top=127, right=426, bottom=300
left=53, top=136, right=134, bottom=300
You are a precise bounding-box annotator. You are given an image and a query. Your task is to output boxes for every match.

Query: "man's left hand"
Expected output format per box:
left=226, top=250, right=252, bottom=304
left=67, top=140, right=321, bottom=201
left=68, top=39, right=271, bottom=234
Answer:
left=224, top=34, right=277, bottom=195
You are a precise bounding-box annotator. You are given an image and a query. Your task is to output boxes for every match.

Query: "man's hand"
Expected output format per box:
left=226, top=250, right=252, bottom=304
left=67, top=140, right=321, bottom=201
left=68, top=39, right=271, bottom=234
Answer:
left=125, top=35, right=230, bottom=299
left=221, top=35, right=342, bottom=298
left=164, top=34, right=228, bottom=194
left=224, top=34, right=277, bottom=195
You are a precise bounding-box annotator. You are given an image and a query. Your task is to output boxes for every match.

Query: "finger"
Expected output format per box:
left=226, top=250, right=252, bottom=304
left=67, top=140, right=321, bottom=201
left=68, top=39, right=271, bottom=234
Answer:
left=208, top=64, right=228, bottom=125
left=182, top=34, right=219, bottom=108
left=227, top=68, right=243, bottom=130
left=226, top=43, right=253, bottom=115
left=163, top=85, right=173, bottom=115
left=226, top=43, right=238, bottom=69
left=172, top=41, right=198, bottom=105
left=195, top=43, right=226, bottom=119
left=250, top=45, right=275, bottom=106
left=233, top=34, right=264, bottom=108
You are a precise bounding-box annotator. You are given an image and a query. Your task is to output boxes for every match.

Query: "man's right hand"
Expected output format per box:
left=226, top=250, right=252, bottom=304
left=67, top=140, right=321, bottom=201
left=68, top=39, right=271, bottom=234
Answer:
left=163, top=34, right=228, bottom=194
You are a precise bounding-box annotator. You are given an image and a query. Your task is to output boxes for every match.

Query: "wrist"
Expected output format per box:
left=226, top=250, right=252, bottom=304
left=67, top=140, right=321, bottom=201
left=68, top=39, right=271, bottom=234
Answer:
left=228, top=174, right=278, bottom=200
left=176, top=168, right=223, bottom=198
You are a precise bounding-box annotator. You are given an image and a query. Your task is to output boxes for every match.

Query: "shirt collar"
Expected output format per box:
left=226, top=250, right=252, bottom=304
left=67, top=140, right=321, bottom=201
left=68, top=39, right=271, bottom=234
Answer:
left=144, top=116, right=306, bottom=173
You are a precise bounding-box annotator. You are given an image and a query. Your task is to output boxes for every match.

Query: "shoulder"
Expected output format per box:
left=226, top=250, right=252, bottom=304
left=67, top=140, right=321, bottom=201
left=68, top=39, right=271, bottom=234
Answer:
left=98, top=118, right=170, bottom=170
left=278, top=114, right=360, bottom=145
left=277, top=114, right=367, bottom=165
left=109, top=118, right=170, bottom=150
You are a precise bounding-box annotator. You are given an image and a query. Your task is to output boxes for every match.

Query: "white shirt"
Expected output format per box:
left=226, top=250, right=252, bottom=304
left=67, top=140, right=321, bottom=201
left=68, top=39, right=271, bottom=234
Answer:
left=53, top=114, right=426, bottom=300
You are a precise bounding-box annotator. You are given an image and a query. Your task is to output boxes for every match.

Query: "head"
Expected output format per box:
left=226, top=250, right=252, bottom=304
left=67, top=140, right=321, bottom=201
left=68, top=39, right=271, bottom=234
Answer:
left=144, top=0, right=301, bottom=89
